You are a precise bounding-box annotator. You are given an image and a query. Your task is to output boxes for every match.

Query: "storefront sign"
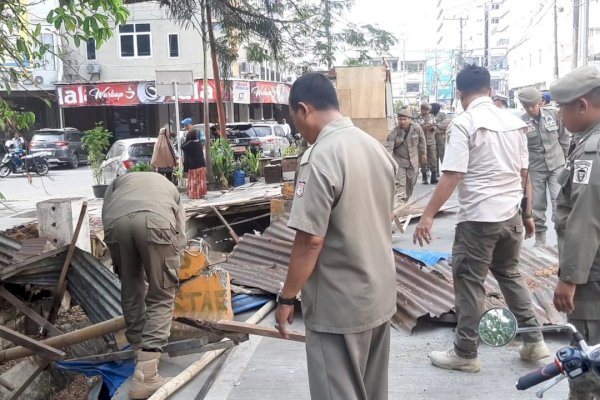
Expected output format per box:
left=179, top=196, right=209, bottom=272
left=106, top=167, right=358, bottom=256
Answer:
left=250, top=82, right=290, bottom=105
left=232, top=81, right=251, bottom=104
left=57, top=79, right=290, bottom=108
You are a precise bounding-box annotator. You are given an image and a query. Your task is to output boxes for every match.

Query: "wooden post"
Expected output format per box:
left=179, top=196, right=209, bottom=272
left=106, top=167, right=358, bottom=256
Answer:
left=210, top=206, right=240, bottom=244
left=0, top=286, right=62, bottom=336
left=46, top=201, right=88, bottom=325
left=0, top=325, right=65, bottom=360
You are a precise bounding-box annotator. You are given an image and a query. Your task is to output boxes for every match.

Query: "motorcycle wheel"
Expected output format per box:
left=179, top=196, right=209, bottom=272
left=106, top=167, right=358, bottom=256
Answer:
left=0, top=165, right=10, bottom=178
left=36, top=162, right=49, bottom=176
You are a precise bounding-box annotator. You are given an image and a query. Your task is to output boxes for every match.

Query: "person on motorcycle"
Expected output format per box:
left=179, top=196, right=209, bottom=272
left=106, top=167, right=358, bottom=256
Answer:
left=550, top=65, right=600, bottom=400
left=6, top=140, right=25, bottom=169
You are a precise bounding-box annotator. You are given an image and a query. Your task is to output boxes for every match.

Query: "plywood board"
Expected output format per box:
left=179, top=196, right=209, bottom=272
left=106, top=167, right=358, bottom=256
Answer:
left=353, top=118, right=390, bottom=143
left=335, top=66, right=387, bottom=119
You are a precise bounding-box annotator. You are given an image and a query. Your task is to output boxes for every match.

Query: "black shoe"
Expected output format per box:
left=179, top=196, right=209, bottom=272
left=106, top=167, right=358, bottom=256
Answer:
left=422, top=172, right=429, bottom=185
left=430, top=175, right=438, bottom=184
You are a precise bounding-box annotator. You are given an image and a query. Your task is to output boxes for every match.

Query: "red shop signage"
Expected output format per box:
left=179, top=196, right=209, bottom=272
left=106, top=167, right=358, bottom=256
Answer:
left=250, top=81, right=290, bottom=105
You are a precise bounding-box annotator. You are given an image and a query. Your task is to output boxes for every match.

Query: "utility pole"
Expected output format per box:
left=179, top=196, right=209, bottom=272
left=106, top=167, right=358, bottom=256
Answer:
left=579, top=0, right=590, bottom=66
left=484, top=3, right=489, bottom=68
left=402, top=38, right=407, bottom=106
left=443, top=16, right=466, bottom=57
left=572, top=0, right=580, bottom=69
left=553, top=1, right=559, bottom=79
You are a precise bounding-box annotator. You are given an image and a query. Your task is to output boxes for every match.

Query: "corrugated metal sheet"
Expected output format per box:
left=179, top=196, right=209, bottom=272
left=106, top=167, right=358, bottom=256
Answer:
left=219, top=222, right=564, bottom=332
left=10, top=237, right=51, bottom=264
left=1, top=248, right=122, bottom=324
left=0, top=233, right=21, bottom=268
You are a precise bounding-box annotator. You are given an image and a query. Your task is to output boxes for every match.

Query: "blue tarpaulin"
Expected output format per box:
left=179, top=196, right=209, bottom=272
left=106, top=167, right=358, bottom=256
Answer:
left=393, top=248, right=451, bottom=267
left=232, top=294, right=270, bottom=314
left=55, top=358, right=134, bottom=396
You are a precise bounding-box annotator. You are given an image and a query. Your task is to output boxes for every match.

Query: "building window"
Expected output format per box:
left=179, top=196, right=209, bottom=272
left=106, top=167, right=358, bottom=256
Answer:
left=119, top=23, right=152, bottom=58
left=168, top=34, right=179, bottom=58
left=87, top=38, right=96, bottom=60
left=406, top=83, right=420, bottom=93
left=491, top=3, right=500, bottom=9
left=405, top=61, right=424, bottom=73
left=388, top=59, right=398, bottom=71
left=491, top=18, right=499, bottom=24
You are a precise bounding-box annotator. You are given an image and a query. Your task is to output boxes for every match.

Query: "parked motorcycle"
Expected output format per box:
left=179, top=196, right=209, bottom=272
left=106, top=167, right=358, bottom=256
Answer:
left=479, top=308, right=600, bottom=398
left=0, top=145, right=50, bottom=178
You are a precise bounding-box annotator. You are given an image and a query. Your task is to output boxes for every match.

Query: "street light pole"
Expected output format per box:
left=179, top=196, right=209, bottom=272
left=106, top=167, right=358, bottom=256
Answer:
left=402, top=38, right=406, bottom=106
left=553, top=1, right=559, bottom=79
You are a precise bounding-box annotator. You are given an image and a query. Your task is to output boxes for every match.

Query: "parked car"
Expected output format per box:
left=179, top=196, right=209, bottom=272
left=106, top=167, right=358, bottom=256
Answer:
left=100, top=138, right=157, bottom=184
left=225, top=123, right=264, bottom=157
left=29, top=127, right=87, bottom=168
left=251, top=123, right=290, bottom=156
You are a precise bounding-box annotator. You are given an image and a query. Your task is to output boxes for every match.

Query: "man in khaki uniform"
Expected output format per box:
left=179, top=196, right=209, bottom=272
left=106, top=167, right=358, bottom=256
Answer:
left=519, top=87, right=570, bottom=246
left=431, top=103, right=450, bottom=168
left=550, top=65, right=600, bottom=400
left=386, top=109, right=426, bottom=202
left=275, top=73, right=397, bottom=400
left=413, top=65, right=549, bottom=372
left=417, top=102, right=438, bottom=184
left=102, top=172, right=186, bottom=399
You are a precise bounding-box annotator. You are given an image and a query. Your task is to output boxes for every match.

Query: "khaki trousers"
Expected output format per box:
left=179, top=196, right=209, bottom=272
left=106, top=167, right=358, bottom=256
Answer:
left=568, top=319, right=600, bottom=399
left=106, top=212, right=181, bottom=350
left=305, top=321, right=391, bottom=400
left=530, top=168, right=562, bottom=234
left=420, top=145, right=438, bottom=175
left=452, top=213, right=543, bottom=358
left=396, top=165, right=417, bottom=202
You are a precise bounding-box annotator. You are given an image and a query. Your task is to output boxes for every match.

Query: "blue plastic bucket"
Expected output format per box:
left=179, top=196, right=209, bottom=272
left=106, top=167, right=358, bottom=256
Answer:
left=233, top=170, right=246, bottom=187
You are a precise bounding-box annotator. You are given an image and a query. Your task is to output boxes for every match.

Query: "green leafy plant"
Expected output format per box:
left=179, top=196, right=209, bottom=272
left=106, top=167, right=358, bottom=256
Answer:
left=82, top=122, right=112, bottom=186
left=282, top=145, right=299, bottom=157
left=210, top=137, right=236, bottom=188
left=241, top=149, right=260, bottom=179
left=130, top=162, right=152, bottom=172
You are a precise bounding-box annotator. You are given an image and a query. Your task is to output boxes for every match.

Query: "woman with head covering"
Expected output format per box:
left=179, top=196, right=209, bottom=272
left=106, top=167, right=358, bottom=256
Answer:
left=181, top=127, right=207, bottom=198
left=151, top=125, right=177, bottom=182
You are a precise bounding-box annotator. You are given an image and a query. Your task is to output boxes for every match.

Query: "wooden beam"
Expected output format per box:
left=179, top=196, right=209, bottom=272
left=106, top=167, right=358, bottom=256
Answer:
left=8, top=360, right=50, bottom=400
left=167, top=339, right=237, bottom=358
left=0, top=325, right=65, bottom=360
left=0, top=376, right=15, bottom=391
left=47, top=201, right=88, bottom=325
left=0, top=286, right=62, bottom=336
left=215, top=320, right=305, bottom=343
left=210, top=206, right=240, bottom=244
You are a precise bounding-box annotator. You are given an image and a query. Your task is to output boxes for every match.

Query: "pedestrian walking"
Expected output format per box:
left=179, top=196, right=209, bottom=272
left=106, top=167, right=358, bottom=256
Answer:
left=417, top=102, right=438, bottom=184
left=386, top=109, right=426, bottom=202
left=413, top=65, right=549, bottom=373
left=181, top=120, right=207, bottom=199
left=102, top=172, right=186, bottom=399
left=518, top=87, right=570, bottom=246
left=275, top=73, right=397, bottom=400
left=151, top=125, right=177, bottom=182
left=550, top=65, right=600, bottom=400
left=431, top=103, right=450, bottom=168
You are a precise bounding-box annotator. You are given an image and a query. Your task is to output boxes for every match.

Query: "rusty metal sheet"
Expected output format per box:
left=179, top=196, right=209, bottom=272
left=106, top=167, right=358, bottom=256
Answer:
left=0, top=234, right=21, bottom=268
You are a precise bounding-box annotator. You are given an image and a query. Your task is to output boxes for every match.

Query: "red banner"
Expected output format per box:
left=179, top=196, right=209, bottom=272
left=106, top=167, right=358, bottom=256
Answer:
left=250, top=81, right=290, bottom=104
left=57, top=79, right=287, bottom=108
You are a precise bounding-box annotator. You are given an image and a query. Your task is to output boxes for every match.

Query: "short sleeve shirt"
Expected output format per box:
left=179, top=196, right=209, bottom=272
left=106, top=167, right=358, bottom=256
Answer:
left=442, top=97, right=529, bottom=223
left=288, top=118, right=398, bottom=334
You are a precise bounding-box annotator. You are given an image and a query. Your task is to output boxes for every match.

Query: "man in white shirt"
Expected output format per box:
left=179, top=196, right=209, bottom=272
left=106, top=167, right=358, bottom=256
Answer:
left=413, top=65, right=549, bottom=372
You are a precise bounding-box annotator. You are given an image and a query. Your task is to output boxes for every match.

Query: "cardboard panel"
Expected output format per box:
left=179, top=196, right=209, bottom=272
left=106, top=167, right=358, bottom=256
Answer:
left=353, top=118, right=390, bottom=143
left=335, top=67, right=387, bottom=119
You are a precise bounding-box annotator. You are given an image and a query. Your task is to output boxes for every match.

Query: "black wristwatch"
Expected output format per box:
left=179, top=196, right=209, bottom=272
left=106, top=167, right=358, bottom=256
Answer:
left=277, top=290, right=296, bottom=305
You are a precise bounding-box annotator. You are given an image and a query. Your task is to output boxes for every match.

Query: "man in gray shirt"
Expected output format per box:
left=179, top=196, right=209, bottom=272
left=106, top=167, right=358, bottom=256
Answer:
left=275, top=73, right=398, bottom=399
left=519, top=87, right=570, bottom=246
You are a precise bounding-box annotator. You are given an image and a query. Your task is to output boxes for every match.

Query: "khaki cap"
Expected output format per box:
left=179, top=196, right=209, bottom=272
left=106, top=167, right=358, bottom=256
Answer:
left=397, top=109, right=413, bottom=119
left=518, top=87, right=542, bottom=106
left=550, top=65, right=600, bottom=104
left=420, top=102, right=431, bottom=110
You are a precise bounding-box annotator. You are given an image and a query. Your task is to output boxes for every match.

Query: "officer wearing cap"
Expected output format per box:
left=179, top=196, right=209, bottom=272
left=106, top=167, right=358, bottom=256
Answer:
left=386, top=109, right=426, bottom=202
left=519, top=87, right=570, bottom=247
left=417, top=102, right=438, bottom=184
left=550, top=65, right=600, bottom=400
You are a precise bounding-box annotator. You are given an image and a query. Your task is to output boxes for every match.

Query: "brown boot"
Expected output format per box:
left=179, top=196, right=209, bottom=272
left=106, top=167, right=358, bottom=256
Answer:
left=129, top=350, right=170, bottom=399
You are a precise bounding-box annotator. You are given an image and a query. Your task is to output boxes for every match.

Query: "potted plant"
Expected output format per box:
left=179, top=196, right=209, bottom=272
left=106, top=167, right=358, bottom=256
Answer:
left=82, top=122, right=112, bottom=198
left=242, top=149, right=260, bottom=182
left=210, top=137, right=235, bottom=189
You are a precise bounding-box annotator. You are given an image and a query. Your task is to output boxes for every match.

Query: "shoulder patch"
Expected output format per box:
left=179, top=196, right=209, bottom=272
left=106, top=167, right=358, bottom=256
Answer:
left=573, top=160, right=593, bottom=184
left=296, top=180, right=306, bottom=197
left=584, top=134, right=600, bottom=153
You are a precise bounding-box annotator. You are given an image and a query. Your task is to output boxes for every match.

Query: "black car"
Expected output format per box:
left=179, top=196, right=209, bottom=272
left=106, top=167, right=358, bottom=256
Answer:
left=225, top=123, right=263, bottom=156
left=29, top=127, right=87, bottom=168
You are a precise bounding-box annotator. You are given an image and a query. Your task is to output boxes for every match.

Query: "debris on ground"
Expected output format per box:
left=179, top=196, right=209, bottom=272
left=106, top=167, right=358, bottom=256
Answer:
left=50, top=374, right=98, bottom=400
left=2, top=224, right=39, bottom=241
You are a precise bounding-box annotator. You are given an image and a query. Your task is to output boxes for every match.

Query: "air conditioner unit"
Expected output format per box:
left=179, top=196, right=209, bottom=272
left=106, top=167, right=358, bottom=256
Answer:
left=34, top=76, right=44, bottom=85
left=239, top=62, right=248, bottom=73
left=86, top=63, right=101, bottom=74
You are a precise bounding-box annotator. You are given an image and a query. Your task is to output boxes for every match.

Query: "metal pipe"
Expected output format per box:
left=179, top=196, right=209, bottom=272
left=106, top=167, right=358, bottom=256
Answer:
left=0, top=316, right=125, bottom=363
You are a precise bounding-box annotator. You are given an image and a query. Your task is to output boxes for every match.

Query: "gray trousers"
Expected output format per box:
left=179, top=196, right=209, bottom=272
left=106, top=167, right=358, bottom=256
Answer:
left=568, top=319, right=600, bottom=399
left=305, top=321, right=391, bottom=400
left=106, top=212, right=181, bottom=350
left=530, top=168, right=561, bottom=234
left=452, top=213, right=543, bottom=358
left=396, top=166, right=417, bottom=202
left=419, top=145, right=438, bottom=175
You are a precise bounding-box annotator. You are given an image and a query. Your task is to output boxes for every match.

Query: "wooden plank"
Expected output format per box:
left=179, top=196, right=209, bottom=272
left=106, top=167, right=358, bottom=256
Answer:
left=0, top=286, right=62, bottom=336
left=68, top=349, right=135, bottom=363
left=211, top=206, right=240, bottom=244
left=0, top=376, right=15, bottom=391
left=46, top=201, right=88, bottom=325
left=400, top=214, right=413, bottom=234
left=8, top=360, right=51, bottom=400
left=215, top=320, right=305, bottom=343
left=173, top=317, right=249, bottom=343
left=167, top=339, right=237, bottom=358
left=0, top=325, right=65, bottom=360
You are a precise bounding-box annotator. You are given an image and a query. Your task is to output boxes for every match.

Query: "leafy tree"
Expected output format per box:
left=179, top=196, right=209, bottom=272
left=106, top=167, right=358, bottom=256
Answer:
left=0, top=0, right=129, bottom=136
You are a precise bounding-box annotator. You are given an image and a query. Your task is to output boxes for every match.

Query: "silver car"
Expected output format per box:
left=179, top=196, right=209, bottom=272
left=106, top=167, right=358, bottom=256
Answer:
left=100, top=138, right=157, bottom=184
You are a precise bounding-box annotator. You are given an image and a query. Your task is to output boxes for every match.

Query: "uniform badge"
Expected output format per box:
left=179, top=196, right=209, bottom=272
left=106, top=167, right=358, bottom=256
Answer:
left=296, top=180, right=306, bottom=197
left=573, top=160, right=593, bottom=184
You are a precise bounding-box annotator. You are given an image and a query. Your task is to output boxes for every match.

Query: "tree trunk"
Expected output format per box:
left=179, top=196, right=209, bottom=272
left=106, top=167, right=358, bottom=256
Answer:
left=206, top=3, right=227, bottom=138
left=201, top=0, right=214, bottom=183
